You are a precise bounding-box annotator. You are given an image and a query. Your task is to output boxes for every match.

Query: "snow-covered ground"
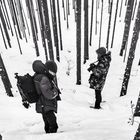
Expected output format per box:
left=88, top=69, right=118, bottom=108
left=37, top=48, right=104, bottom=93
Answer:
left=0, top=0, right=140, bottom=139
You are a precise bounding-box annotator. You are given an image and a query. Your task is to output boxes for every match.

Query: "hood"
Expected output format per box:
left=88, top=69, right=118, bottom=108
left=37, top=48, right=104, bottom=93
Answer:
left=32, top=60, right=46, bottom=74
left=99, top=51, right=111, bottom=62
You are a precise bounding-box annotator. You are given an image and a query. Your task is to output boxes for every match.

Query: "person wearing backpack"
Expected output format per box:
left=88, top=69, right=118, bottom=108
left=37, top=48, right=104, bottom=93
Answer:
left=88, top=47, right=111, bottom=109
left=32, top=60, right=60, bottom=133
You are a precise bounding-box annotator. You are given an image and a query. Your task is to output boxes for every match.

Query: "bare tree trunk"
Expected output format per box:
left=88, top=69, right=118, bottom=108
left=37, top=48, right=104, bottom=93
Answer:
left=98, top=0, right=103, bottom=48
left=95, top=0, right=98, bottom=35
left=89, top=0, right=94, bottom=46
left=0, top=54, right=13, bottom=97
left=84, top=0, right=89, bottom=64
left=0, top=23, right=8, bottom=49
left=0, top=5, right=12, bottom=48
left=42, top=0, right=55, bottom=60
left=125, top=0, right=128, bottom=6
left=119, top=0, right=123, bottom=17
left=2, top=0, right=14, bottom=36
left=119, top=0, right=135, bottom=56
left=25, top=0, right=39, bottom=56
left=120, top=1, right=140, bottom=96
left=36, top=0, right=48, bottom=61
left=57, top=0, right=63, bottom=50
left=110, top=0, right=119, bottom=48
left=66, top=0, right=69, bottom=28
left=132, top=0, right=137, bottom=20
left=76, top=0, right=81, bottom=85
left=62, top=0, right=66, bottom=20
left=50, top=0, right=60, bottom=61
left=106, top=0, right=113, bottom=50
left=134, top=123, right=140, bottom=139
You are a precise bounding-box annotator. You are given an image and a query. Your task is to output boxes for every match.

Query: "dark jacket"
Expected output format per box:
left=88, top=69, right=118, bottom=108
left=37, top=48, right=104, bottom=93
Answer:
left=32, top=61, right=58, bottom=113
left=89, top=51, right=111, bottom=90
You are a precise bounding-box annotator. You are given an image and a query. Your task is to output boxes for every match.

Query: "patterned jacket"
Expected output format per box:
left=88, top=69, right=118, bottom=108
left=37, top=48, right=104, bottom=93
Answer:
left=89, top=51, right=111, bottom=90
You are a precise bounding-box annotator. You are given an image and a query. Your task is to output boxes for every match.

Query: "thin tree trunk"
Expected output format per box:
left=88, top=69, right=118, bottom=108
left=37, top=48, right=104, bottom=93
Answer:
left=36, top=0, right=48, bottom=61
left=62, top=0, right=66, bottom=20
left=134, top=117, right=140, bottom=139
left=42, top=0, right=55, bottom=60
left=106, top=0, right=113, bottom=50
left=73, top=0, right=75, bottom=9
left=66, top=0, right=69, bottom=28
left=119, top=0, right=123, bottom=17
left=11, top=0, right=22, bottom=39
left=0, top=6, right=12, bottom=48
left=110, top=0, right=119, bottom=48
left=0, top=23, right=8, bottom=49
left=120, top=1, right=140, bottom=96
left=0, top=54, right=13, bottom=97
left=30, top=0, right=38, bottom=40
left=97, top=0, right=100, bottom=9
left=57, top=0, right=63, bottom=50
left=138, top=59, right=140, bottom=66
left=22, top=5, right=30, bottom=36
left=2, top=0, right=14, bottom=36
left=73, top=0, right=76, bottom=25
left=123, top=41, right=128, bottom=62
left=0, top=1, right=10, bottom=30
left=125, top=0, right=128, bottom=6
left=89, top=0, right=94, bottom=46
left=6, top=0, right=23, bottom=54
left=119, top=0, right=135, bottom=56
left=108, top=0, right=110, bottom=13
left=76, top=0, right=81, bottom=85
left=132, top=0, right=137, bottom=20
left=98, top=0, right=103, bottom=48
left=68, top=0, right=70, bottom=15
left=50, top=0, right=60, bottom=61
left=84, top=0, right=89, bottom=64
left=17, top=0, right=27, bottom=42
left=25, top=0, right=39, bottom=56
left=95, top=0, right=98, bottom=35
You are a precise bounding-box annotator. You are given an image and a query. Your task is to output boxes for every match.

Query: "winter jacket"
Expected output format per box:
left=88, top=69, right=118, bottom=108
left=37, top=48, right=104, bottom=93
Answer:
left=89, top=51, right=111, bottom=90
left=32, top=61, right=59, bottom=113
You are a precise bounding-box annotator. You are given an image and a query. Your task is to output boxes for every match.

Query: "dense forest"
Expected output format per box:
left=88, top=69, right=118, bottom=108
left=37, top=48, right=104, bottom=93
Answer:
left=0, top=0, right=140, bottom=139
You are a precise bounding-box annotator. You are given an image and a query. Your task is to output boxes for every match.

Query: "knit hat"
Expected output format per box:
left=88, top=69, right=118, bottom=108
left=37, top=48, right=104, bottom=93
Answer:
left=32, top=60, right=46, bottom=74
left=96, top=47, right=106, bottom=56
left=45, top=60, right=57, bottom=76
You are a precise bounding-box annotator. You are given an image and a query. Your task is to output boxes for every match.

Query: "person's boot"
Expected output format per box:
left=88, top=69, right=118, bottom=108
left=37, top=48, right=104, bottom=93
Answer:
left=44, top=125, right=49, bottom=133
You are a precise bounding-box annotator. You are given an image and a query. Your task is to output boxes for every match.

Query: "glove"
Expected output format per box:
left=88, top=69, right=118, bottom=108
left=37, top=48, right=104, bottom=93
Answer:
left=87, top=63, right=96, bottom=72
left=22, top=101, right=30, bottom=109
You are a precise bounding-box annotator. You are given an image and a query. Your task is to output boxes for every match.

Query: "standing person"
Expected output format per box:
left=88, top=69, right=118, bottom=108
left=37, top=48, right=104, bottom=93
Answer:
left=32, top=60, right=61, bottom=133
left=88, top=47, right=111, bottom=109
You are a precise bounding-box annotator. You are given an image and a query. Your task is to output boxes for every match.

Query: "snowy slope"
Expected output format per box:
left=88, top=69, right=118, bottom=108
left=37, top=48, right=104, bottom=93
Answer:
left=0, top=0, right=140, bottom=139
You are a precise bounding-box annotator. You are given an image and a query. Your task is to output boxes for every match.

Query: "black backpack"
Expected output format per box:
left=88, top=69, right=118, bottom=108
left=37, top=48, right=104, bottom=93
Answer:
left=15, top=73, right=39, bottom=104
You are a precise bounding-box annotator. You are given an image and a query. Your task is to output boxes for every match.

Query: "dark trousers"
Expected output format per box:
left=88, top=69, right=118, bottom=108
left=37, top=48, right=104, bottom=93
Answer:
left=94, top=90, right=102, bottom=108
left=42, top=110, right=58, bottom=133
